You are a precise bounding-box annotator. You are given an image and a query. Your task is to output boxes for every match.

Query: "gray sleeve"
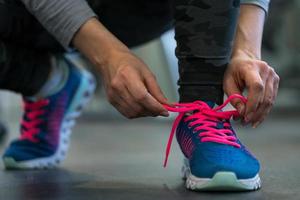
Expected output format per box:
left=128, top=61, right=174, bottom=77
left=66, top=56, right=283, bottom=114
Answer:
left=20, top=0, right=97, bottom=49
left=240, top=0, right=270, bottom=13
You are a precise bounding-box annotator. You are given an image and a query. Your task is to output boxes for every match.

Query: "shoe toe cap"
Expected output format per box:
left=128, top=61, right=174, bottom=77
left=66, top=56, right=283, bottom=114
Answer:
left=3, top=140, right=55, bottom=162
left=190, top=143, right=260, bottom=179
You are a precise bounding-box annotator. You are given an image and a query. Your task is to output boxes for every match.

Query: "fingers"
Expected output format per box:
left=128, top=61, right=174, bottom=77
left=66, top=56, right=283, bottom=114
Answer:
left=144, top=74, right=169, bottom=105
left=226, top=54, right=280, bottom=127
left=126, top=76, right=168, bottom=117
left=250, top=78, right=273, bottom=127
left=250, top=68, right=280, bottom=127
left=244, top=69, right=265, bottom=123
left=223, top=77, right=245, bottom=116
left=102, top=51, right=171, bottom=119
left=108, top=67, right=168, bottom=119
left=244, top=61, right=280, bottom=126
left=109, top=88, right=154, bottom=119
left=120, top=88, right=151, bottom=118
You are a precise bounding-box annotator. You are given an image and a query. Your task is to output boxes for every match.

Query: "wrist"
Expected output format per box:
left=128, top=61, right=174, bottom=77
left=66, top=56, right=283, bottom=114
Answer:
left=232, top=5, right=264, bottom=61
left=73, top=18, right=130, bottom=71
left=232, top=48, right=261, bottom=60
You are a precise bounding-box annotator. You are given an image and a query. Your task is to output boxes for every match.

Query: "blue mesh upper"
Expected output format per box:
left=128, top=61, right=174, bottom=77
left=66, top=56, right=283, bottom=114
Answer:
left=176, top=116, right=260, bottom=179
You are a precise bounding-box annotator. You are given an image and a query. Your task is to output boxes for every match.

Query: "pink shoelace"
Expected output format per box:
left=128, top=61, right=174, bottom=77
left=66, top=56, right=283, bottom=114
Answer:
left=20, top=99, right=50, bottom=143
left=163, top=94, right=247, bottom=167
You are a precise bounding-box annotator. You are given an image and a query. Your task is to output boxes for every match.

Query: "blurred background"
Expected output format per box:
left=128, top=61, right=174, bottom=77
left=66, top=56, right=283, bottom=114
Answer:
left=1, top=0, right=299, bottom=120
left=0, top=1, right=299, bottom=199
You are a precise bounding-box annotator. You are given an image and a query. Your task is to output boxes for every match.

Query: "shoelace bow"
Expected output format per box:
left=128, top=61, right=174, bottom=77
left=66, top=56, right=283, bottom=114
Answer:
left=20, top=99, right=50, bottom=142
left=163, top=94, right=247, bottom=167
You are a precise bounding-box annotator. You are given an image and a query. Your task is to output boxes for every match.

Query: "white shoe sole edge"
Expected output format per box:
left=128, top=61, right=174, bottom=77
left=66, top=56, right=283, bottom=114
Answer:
left=181, top=158, right=261, bottom=191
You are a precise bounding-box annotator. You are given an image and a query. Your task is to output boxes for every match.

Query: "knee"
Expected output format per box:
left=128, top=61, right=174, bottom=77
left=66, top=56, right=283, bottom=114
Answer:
left=0, top=2, right=14, bottom=38
left=0, top=1, right=29, bottom=40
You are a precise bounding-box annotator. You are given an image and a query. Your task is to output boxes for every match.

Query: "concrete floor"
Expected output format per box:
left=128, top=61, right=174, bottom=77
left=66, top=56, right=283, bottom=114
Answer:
left=0, top=115, right=299, bottom=200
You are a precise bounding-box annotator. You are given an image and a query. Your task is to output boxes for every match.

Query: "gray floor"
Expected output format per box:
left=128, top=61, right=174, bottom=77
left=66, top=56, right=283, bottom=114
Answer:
left=0, top=114, right=300, bottom=200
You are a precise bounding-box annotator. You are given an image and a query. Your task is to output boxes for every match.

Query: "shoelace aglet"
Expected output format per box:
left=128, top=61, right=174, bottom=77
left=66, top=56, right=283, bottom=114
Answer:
left=163, top=154, right=169, bottom=168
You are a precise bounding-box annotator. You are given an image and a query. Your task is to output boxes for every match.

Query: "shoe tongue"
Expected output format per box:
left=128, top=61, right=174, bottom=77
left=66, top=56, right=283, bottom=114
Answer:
left=205, top=101, right=215, bottom=108
left=216, top=122, right=224, bottom=129
left=204, top=101, right=226, bottom=129
left=185, top=101, right=215, bottom=116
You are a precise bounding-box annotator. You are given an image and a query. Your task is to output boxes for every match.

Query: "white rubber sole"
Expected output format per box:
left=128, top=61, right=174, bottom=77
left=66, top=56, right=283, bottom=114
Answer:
left=3, top=68, right=96, bottom=169
left=182, top=159, right=261, bottom=191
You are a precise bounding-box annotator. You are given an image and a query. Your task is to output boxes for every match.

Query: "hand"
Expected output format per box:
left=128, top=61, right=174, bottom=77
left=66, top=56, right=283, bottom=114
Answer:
left=99, top=51, right=169, bottom=119
left=72, top=18, right=169, bottom=119
left=223, top=50, right=280, bottom=127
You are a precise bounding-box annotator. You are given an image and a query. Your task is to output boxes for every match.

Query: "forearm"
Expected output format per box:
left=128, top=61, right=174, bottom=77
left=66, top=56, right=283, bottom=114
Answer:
left=232, top=4, right=265, bottom=59
left=72, top=18, right=130, bottom=71
left=20, top=0, right=96, bottom=49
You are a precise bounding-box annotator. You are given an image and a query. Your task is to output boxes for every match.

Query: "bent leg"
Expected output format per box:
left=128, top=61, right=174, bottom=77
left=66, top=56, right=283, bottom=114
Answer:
left=0, top=0, right=63, bottom=96
left=174, top=0, right=240, bottom=104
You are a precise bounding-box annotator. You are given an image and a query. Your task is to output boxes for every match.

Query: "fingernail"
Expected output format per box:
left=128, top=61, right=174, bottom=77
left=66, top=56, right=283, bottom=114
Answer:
left=161, top=111, right=169, bottom=117
left=245, top=112, right=254, bottom=123
left=237, top=104, right=245, bottom=115
left=252, top=121, right=260, bottom=128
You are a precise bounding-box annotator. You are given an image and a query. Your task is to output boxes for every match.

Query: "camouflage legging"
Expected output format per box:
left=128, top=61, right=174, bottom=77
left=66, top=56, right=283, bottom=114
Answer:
left=0, top=0, right=240, bottom=103
left=174, top=0, right=240, bottom=104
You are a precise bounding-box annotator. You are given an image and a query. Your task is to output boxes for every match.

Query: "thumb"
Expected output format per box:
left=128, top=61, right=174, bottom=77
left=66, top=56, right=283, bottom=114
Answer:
left=224, top=78, right=245, bottom=116
left=144, top=74, right=170, bottom=105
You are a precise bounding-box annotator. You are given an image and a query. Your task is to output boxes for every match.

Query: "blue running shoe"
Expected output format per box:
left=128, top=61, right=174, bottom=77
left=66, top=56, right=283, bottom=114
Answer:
left=3, top=56, right=96, bottom=169
left=163, top=94, right=261, bottom=191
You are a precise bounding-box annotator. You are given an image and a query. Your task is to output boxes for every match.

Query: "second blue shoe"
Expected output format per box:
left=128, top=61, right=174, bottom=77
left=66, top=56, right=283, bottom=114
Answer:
left=3, top=56, right=96, bottom=169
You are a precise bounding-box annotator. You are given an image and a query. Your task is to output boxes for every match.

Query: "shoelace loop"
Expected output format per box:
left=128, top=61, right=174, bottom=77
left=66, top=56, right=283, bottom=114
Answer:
left=20, top=99, right=50, bottom=143
left=163, top=94, right=247, bottom=167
